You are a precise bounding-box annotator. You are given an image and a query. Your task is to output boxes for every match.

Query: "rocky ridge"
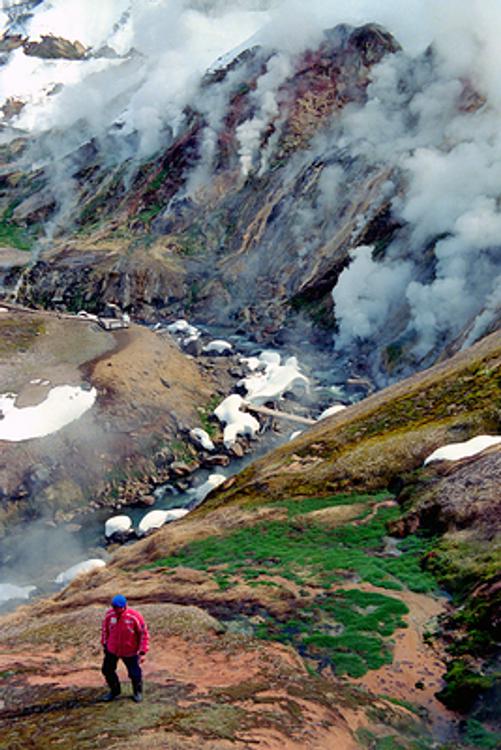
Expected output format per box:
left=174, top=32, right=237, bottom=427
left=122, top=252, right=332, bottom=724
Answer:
left=2, top=22, right=494, bottom=381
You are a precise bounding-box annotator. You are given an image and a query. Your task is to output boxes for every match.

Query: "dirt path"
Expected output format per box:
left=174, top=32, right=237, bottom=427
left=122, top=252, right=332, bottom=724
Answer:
left=345, top=583, right=455, bottom=738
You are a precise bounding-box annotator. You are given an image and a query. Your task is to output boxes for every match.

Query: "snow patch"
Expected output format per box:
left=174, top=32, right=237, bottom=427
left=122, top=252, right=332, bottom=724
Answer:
left=188, top=473, right=226, bottom=503
left=104, top=514, right=132, bottom=538
left=318, top=404, right=347, bottom=420
left=189, top=427, right=215, bottom=452
left=0, top=384, right=97, bottom=442
left=137, top=507, right=189, bottom=536
left=202, top=339, right=233, bottom=355
left=239, top=351, right=309, bottom=406
left=214, top=394, right=260, bottom=449
left=55, top=558, right=106, bottom=585
left=424, top=435, right=501, bottom=465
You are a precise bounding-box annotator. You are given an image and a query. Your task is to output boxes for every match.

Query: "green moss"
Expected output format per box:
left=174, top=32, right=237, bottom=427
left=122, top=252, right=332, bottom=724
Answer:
left=347, top=361, right=500, bottom=442
left=436, top=660, right=496, bottom=713
left=272, top=492, right=385, bottom=517
left=170, top=437, right=197, bottom=463
left=197, top=395, right=222, bottom=438
left=463, top=719, right=501, bottom=749
left=144, top=493, right=439, bottom=679
left=148, top=495, right=435, bottom=595
left=355, top=728, right=431, bottom=749
left=175, top=227, right=207, bottom=256
left=0, top=206, right=34, bottom=250
left=258, top=588, right=407, bottom=677
left=148, top=166, right=171, bottom=192
left=174, top=703, right=247, bottom=740
left=424, top=538, right=501, bottom=600
left=136, top=204, right=163, bottom=225
left=379, top=695, right=426, bottom=718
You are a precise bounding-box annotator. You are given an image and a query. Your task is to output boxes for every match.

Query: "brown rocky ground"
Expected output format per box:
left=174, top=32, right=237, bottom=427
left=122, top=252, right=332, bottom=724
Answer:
left=0, top=601, right=362, bottom=749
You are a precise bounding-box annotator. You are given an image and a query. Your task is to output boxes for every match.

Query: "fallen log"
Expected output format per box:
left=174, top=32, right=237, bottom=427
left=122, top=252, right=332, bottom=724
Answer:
left=243, top=402, right=315, bottom=425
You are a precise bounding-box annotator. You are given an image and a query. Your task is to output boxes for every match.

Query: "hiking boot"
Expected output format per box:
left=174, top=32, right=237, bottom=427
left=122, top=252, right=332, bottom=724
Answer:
left=132, top=690, right=143, bottom=703
left=102, top=691, right=120, bottom=702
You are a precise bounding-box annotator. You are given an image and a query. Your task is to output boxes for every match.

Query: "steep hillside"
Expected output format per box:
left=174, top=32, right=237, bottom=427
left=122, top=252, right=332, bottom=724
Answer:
left=0, top=331, right=499, bottom=749
left=1, top=14, right=499, bottom=382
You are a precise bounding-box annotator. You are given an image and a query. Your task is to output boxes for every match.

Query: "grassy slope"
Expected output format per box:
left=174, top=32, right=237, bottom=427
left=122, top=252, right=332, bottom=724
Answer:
left=0, top=331, right=499, bottom=749
left=198, top=330, right=500, bottom=510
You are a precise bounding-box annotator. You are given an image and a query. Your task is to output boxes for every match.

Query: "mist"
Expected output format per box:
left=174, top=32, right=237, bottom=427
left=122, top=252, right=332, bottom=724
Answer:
left=1, top=0, right=500, bottom=361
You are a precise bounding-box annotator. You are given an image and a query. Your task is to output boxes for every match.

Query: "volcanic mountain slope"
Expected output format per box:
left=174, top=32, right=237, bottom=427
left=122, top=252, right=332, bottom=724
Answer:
left=2, top=19, right=499, bottom=383
left=0, top=330, right=499, bottom=749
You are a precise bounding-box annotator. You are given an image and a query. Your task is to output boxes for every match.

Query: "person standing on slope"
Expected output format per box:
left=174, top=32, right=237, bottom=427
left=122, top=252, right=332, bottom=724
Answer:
left=101, top=594, right=149, bottom=702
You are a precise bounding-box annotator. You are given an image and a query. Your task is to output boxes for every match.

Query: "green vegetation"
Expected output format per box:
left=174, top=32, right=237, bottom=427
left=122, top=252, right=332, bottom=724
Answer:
left=175, top=227, right=207, bottom=256
left=170, top=437, right=197, bottom=464
left=355, top=727, right=433, bottom=749
left=289, top=292, right=336, bottom=329
left=150, top=494, right=435, bottom=594
left=435, top=660, right=496, bottom=713
left=197, top=394, right=222, bottom=438
left=424, top=537, right=501, bottom=600
left=463, top=719, right=501, bottom=749
left=148, top=166, right=170, bottom=192
left=136, top=204, right=163, bottom=225
left=348, top=360, right=499, bottom=442
left=257, top=588, right=408, bottom=677
left=0, top=204, right=36, bottom=251
left=148, top=493, right=438, bottom=677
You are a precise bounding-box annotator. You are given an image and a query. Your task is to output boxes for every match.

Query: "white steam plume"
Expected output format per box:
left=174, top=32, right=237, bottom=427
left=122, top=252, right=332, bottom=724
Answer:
left=0, top=0, right=500, bottom=360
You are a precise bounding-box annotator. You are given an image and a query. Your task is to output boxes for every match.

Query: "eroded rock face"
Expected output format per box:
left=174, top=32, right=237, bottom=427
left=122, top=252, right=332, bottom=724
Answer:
left=23, top=35, right=87, bottom=60
left=17, top=243, right=187, bottom=320
left=0, top=19, right=498, bottom=384
left=393, top=448, right=501, bottom=535
left=3, top=23, right=402, bottom=344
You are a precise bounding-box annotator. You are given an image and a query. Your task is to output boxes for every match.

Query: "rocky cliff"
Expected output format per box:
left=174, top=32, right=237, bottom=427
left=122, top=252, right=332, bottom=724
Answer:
left=1, top=18, right=498, bottom=383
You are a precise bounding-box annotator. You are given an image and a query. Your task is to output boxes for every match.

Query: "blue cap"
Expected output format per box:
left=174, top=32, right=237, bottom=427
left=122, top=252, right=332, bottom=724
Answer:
left=111, top=594, right=127, bottom=608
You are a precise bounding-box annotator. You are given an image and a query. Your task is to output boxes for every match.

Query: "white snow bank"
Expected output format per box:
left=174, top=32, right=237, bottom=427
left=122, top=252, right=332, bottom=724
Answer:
left=188, top=473, right=226, bottom=503
left=167, top=319, right=200, bottom=338
left=239, top=352, right=309, bottom=406
left=318, top=404, right=347, bottom=420
left=104, top=515, right=132, bottom=538
left=424, top=435, right=501, bottom=465
left=190, top=427, right=215, bottom=452
left=55, top=559, right=106, bottom=585
left=214, top=394, right=260, bottom=449
left=0, top=385, right=97, bottom=442
left=239, top=355, right=262, bottom=372
left=202, top=340, right=233, bottom=354
left=0, top=583, right=36, bottom=603
left=137, top=507, right=189, bottom=536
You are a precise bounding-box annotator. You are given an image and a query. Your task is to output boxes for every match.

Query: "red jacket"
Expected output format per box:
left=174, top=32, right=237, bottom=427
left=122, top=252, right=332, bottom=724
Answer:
left=101, top=607, right=150, bottom=658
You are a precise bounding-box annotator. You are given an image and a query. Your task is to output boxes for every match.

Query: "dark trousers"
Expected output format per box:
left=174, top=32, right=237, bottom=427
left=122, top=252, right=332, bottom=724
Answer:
left=102, top=650, right=142, bottom=694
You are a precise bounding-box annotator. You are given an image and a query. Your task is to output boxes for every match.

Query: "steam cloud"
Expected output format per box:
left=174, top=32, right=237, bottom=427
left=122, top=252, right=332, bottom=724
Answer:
left=0, top=0, right=500, bottom=360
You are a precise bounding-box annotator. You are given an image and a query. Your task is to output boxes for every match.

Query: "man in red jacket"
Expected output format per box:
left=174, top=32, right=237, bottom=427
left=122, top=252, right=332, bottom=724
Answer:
left=101, top=594, right=150, bottom=702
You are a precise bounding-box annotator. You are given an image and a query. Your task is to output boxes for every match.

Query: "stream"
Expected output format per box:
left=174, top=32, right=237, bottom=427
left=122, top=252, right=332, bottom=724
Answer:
left=0, top=318, right=366, bottom=612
